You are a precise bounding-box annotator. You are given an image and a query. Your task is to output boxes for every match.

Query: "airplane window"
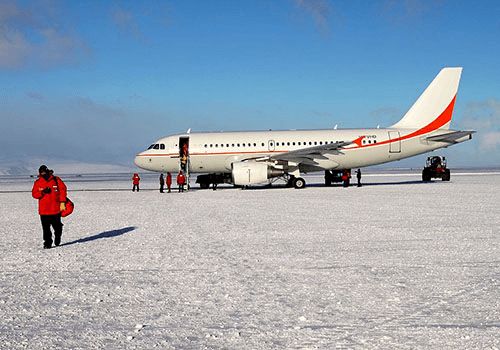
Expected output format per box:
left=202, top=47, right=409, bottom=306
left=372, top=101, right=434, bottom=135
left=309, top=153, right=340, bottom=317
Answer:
left=147, top=144, right=154, bottom=149
left=261, top=143, right=264, bottom=147
left=160, top=144, right=165, bottom=149
left=253, top=143, right=256, bottom=147
left=232, top=143, right=235, bottom=147
left=292, top=142, right=296, bottom=146
left=226, top=144, right=229, bottom=147
left=242, top=143, right=245, bottom=147
left=204, top=144, right=207, bottom=148
left=287, top=142, right=290, bottom=146
left=368, top=140, right=372, bottom=144
left=153, top=144, right=160, bottom=149
left=298, top=142, right=301, bottom=146
left=319, top=141, right=323, bottom=145
left=314, top=141, right=317, bottom=145
left=215, top=144, right=218, bottom=147
left=210, top=144, right=213, bottom=147
left=237, top=143, right=240, bottom=147
left=374, top=140, right=377, bottom=143
left=309, top=142, right=312, bottom=145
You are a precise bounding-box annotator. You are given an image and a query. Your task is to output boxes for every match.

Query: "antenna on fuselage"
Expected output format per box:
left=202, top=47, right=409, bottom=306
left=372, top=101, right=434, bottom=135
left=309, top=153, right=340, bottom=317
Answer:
left=186, top=128, right=191, bottom=134
left=334, top=124, right=338, bottom=130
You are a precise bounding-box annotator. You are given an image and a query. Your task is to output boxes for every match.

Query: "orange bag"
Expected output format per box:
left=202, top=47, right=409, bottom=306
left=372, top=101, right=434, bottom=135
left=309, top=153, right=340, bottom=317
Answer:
left=61, top=198, right=74, bottom=217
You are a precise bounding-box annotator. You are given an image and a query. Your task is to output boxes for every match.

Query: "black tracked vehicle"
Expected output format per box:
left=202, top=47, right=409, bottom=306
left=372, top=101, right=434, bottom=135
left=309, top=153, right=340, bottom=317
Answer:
left=422, top=156, right=450, bottom=181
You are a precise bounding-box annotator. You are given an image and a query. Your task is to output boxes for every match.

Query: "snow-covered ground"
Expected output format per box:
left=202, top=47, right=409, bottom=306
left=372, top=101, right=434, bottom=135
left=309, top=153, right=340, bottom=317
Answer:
left=0, top=173, right=499, bottom=349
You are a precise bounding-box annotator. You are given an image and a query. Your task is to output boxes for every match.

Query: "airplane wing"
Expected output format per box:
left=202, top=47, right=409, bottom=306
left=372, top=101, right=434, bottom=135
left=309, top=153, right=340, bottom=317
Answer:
left=267, top=140, right=355, bottom=164
left=425, top=130, right=475, bottom=143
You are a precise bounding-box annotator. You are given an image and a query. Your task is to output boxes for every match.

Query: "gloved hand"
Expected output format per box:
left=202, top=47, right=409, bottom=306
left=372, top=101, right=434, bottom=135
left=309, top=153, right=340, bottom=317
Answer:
left=60, top=202, right=66, bottom=212
left=42, top=187, right=51, bottom=194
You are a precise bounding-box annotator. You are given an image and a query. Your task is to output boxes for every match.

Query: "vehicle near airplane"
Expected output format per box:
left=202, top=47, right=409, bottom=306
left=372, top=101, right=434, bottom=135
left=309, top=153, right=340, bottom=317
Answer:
left=134, top=67, right=474, bottom=189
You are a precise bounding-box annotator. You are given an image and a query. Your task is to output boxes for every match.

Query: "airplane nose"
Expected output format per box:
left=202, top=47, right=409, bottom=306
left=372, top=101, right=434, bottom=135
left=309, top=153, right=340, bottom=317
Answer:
left=134, top=154, right=145, bottom=169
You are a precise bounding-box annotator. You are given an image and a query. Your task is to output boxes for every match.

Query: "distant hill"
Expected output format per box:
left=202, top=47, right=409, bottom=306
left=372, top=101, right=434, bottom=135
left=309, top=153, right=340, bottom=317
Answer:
left=0, top=157, right=137, bottom=176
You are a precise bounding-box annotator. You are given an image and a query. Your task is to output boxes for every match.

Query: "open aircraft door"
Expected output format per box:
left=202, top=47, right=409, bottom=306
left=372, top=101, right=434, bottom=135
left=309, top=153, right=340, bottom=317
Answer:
left=388, top=131, right=401, bottom=153
left=179, top=136, right=190, bottom=190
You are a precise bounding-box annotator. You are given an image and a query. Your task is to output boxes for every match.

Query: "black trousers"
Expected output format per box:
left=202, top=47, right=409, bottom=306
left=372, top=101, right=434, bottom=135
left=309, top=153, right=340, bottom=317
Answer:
left=40, top=214, right=63, bottom=248
left=132, top=184, right=139, bottom=192
left=160, top=183, right=164, bottom=193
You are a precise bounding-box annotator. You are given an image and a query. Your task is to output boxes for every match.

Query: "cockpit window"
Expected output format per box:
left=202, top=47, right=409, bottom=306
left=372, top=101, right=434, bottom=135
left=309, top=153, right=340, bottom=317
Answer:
left=153, top=144, right=160, bottom=150
left=147, top=144, right=155, bottom=150
left=160, top=144, right=165, bottom=150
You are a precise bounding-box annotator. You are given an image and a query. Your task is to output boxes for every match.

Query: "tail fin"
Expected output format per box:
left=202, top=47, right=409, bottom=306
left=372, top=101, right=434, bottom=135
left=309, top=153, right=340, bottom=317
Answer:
left=391, top=67, right=462, bottom=130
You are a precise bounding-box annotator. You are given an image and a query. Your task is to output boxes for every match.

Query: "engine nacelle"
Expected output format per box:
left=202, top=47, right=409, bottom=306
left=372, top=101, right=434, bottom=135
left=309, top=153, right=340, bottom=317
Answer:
left=232, top=162, right=283, bottom=186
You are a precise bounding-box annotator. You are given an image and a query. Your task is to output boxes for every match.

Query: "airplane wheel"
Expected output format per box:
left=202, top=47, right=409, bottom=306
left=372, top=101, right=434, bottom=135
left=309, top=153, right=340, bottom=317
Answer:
left=442, top=169, right=451, bottom=181
left=293, top=177, right=306, bottom=189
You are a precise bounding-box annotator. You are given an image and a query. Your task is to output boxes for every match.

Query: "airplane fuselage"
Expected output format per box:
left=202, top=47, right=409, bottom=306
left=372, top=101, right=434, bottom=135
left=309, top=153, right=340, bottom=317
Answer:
left=134, top=127, right=462, bottom=174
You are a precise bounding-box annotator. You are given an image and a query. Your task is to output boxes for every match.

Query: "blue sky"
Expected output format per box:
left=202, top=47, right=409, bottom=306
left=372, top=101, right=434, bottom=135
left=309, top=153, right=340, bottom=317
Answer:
left=1, top=0, right=499, bottom=167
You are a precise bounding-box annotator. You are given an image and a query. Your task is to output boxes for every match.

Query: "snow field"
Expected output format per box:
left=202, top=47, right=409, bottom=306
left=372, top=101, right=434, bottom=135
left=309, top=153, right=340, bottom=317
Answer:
left=0, top=173, right=499, bottom=349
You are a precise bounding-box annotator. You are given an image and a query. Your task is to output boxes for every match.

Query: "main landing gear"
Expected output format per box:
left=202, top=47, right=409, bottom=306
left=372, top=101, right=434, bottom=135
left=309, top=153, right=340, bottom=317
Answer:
left=286, top=175, right=306, bottom=189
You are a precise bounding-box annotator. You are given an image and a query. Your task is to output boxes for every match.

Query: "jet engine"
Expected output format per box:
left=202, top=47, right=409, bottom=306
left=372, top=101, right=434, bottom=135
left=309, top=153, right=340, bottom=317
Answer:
left=231, top=161, right=284, bottom=186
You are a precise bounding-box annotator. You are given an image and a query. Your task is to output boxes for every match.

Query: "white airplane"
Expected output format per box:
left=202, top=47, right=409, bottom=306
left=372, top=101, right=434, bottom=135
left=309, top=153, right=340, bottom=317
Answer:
left=134, top=67, right=474, bottom=189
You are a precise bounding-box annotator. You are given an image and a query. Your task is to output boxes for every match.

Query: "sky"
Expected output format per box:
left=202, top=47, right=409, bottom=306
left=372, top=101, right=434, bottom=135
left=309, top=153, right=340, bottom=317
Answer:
left=1, top=0, right=499, bottom=168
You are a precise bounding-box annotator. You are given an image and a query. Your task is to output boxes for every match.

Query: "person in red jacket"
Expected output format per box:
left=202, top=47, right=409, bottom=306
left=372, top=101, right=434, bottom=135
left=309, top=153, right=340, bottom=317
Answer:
left=177, top=170, right=186, bottom=192
left=166, top=172, right=172, bottom=193
left=32, top=165, right=67, bottom=249
left=132, top=173, right=140, bottom=192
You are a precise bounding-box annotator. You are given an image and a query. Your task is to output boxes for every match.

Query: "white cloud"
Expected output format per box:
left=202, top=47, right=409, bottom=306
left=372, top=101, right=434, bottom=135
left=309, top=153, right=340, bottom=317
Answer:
left=479, top=131, right=500, bottom=150
left=0, top=0, right=90, bottom=70
left=0, top=28, right=32, bottom=68
left=459, top=98, right=500, bottom=151
left=294, top=0, right=332, bottom=35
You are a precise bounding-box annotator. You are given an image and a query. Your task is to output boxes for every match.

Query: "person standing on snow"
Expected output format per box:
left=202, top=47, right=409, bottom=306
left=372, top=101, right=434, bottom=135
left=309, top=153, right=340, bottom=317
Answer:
left=356, top=169, right=362, bottom=187
left=32, top=165, right=67, bottom=249
left=159, top=173, right=165, bottom=193
left=177, top=170, right=186, bottom=192
left=132, top=173, right=140, bottom=192
left=166, top=172, right=172, bottom=193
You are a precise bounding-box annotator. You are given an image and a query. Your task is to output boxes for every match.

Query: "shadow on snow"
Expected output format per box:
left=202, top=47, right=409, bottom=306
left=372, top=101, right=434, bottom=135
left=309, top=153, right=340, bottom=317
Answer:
left=60, top=226, right=136, bottom=247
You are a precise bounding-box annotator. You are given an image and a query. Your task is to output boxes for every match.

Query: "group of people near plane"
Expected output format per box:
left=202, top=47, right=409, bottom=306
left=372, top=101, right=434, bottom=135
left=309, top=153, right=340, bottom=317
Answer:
left=131, top=171, right=186, bottom=193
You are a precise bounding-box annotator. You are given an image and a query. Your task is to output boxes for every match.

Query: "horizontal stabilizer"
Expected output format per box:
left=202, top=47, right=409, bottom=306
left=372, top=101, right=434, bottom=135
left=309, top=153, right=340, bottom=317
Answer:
left=425, top=130, right=475, bottom=143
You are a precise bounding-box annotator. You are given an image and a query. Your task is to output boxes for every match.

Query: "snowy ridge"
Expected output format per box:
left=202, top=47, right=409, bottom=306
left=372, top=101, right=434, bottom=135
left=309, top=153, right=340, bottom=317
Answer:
left=0, top=157, right=136, bottom=176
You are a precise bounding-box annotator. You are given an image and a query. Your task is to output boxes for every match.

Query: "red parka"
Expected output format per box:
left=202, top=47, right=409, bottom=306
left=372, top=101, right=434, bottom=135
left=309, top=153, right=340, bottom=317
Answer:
left=177, top=173, right=186, bottom=185
left=166, top=173, right=172, bottom=186
left=132, top=174, right=140, bottom=185
left=32, top=175, right=67, bottom=215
